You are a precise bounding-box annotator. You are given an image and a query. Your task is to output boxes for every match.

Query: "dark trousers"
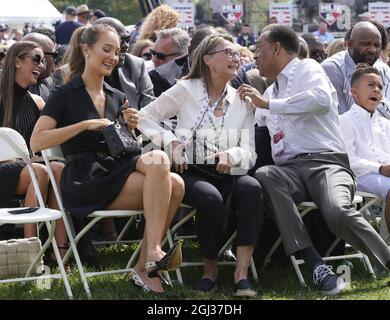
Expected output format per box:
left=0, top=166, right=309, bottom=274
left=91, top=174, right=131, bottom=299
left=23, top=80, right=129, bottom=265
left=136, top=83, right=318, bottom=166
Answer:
left=182, top=171, right=264, bottom=259
left=255, top=152, right=390, bottom=271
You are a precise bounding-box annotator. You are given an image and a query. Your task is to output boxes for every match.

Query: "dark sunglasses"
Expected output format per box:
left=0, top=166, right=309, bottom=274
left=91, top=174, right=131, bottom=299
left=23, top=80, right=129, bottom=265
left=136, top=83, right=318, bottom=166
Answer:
left=25, top=54, right=47, bottom=67
left=149, top=49, right=178, bottom=61
left=141, top=52, right=152, bottom=60
left=310, top=50, right=327, bottom=59
left=44, top=51, right=59, bottom=59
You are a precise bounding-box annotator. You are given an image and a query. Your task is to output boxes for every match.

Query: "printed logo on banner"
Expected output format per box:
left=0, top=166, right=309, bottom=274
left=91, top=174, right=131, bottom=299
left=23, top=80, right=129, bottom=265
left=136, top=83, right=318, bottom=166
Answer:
left=269, top=3, right=292, bottom=26
left=319, top=3, right=351, bottom=30
left=319, top=3, right=343, bottom=25
left=221, top=3, right=243, bottom=23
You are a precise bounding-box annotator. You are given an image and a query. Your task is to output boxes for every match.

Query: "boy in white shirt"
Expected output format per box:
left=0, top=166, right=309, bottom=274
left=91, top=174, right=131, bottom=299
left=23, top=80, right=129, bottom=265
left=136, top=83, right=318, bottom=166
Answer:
left=340, top=67, right=390, bottom=242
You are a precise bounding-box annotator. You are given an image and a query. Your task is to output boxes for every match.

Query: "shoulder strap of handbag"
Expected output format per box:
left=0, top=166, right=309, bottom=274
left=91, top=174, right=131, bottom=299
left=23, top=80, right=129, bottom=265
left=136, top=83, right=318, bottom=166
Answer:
left=182, top=85, right=227, bottom=146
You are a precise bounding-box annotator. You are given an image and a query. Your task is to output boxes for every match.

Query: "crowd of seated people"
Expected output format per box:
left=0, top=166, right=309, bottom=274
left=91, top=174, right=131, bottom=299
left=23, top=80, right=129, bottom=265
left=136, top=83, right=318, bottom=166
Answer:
left=1, top=4, right=390, bottom=298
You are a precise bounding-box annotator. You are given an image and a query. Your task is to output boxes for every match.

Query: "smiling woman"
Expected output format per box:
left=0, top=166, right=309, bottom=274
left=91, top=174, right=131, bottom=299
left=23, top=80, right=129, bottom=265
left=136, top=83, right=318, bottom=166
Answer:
left=30, top=24, right=185, bottom=293
left=0, top=41, right=57, bottom=240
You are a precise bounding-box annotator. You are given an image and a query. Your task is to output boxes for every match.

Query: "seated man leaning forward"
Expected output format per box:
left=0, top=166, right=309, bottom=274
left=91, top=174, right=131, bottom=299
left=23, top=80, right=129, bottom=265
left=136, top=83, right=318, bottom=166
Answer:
left=238, top=25, right=390, bottom=295
left=340, top=67, right=390, bottom=243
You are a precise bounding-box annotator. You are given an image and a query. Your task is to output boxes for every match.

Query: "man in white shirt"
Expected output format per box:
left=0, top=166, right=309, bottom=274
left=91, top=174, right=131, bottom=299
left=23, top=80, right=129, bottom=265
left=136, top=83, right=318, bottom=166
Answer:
left=322, top=21, right=390, bottom=118
left=238, top=25, right=390, bottom=294
left=340, top=67, right=390, bottom=243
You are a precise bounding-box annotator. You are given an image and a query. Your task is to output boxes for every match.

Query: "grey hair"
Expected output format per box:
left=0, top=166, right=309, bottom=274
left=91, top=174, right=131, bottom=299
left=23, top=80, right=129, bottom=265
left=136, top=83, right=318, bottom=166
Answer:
left=155, top=27, right=190, bottom=55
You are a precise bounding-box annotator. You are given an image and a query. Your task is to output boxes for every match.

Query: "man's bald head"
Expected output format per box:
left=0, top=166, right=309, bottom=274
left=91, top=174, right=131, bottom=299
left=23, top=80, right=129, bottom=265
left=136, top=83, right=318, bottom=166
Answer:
left=21, top=32, right=56, bottom=78
left=350, top=21, right=381, bottom=41
left=94, top=17, right=128, bottom=37
left=347, top=21, right=382, bottom=66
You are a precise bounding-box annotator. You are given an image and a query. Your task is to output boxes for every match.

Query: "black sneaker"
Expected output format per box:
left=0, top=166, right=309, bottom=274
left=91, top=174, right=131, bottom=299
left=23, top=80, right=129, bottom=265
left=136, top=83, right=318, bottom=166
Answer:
left=313, top=263, right=346, bottom=295
left=232, top=279, right=257, bottom=297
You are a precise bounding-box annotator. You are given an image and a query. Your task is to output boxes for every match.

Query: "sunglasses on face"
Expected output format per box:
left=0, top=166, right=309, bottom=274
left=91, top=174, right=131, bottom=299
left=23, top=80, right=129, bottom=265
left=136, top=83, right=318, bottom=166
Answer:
left=310, top=50, right=327, bottom=59
left=44, top=51, right=59, bottom=59
left=25, top=54, right=47, bottom=68
left=208, top=48, right=241, bottom=60
left=149, top=49, right=178, bottom=61
left=141, top=52, right=152, bottom=60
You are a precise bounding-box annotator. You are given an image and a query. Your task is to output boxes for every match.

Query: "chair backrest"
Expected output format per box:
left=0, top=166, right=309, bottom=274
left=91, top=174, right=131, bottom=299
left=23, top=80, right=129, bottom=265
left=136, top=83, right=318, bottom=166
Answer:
left=0, top=127, right=45, bottom=207
left=0, top=127, right=30, bottom=162
left=41, top=147, right=65, bottom=212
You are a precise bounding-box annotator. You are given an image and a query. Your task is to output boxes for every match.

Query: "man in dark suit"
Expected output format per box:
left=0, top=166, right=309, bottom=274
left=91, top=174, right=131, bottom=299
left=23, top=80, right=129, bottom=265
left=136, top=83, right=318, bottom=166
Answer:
left=94, top=17, right=155, bottom=109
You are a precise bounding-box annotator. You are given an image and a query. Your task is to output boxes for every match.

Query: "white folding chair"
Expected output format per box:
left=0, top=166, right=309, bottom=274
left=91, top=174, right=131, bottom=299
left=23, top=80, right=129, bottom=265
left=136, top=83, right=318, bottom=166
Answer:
left=264, top=195, right=376, bottom=287
left=0, top=128, right=72, bottom=298
left=356, top=191, right=389, bottom=245
left=158, top=204, right=259, bottom=284
left=41, top=146, right=144, bottom=299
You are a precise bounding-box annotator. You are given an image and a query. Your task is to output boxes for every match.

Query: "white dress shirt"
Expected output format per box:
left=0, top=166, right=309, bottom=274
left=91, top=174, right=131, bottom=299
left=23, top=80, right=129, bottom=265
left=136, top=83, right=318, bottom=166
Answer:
left=256, top=57, right=346, bottom=165
left=322, top=50, right=390, bottom=118
left=339, top=103, right=390, bottom=177
left=139, top=78, right=256, bottom=171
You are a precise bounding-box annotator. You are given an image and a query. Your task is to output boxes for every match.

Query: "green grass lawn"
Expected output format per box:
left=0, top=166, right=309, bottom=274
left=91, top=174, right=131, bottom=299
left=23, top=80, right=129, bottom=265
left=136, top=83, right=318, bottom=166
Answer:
left=0, top=242, right=389, bottom=300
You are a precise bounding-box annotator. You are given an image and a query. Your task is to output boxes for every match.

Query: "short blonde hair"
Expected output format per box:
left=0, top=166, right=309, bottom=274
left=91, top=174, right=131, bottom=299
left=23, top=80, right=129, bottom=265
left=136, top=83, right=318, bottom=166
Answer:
left=139, top=5, right=179, bottom=41
left=326, top=39, right=346, bottom=58
left=237, top=46, right=254, bottom=62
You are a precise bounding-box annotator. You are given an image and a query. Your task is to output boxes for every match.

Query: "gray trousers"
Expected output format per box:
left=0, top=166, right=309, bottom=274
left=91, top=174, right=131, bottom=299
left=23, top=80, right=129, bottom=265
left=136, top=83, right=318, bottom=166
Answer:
left=255, top=152, right=390, bottom=271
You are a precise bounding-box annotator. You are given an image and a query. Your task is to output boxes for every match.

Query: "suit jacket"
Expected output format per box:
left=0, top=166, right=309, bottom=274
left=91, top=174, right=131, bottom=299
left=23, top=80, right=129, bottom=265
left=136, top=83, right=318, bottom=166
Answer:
left=118, top=54, right=155, bottom=109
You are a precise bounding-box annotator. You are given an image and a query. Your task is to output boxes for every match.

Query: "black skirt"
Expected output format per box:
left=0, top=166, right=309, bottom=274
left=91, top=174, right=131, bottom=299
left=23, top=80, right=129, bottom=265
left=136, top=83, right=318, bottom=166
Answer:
left=0, top=161, right=26, bottom=207
left=61, top=154, right=140, bottom=220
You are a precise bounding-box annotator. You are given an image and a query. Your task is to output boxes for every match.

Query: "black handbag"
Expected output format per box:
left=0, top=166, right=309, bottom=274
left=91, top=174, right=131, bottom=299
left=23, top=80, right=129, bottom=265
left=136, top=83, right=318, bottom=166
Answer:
left=102, top=105, right=142, bottom=158
left=187, top=134, right=228, bottom=180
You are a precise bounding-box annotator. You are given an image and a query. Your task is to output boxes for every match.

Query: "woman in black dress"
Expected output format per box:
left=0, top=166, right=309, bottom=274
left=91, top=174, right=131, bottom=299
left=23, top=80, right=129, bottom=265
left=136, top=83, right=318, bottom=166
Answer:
left=31, top=24, right=185, bottom=293
left=0, top=41, right=67, bottom=251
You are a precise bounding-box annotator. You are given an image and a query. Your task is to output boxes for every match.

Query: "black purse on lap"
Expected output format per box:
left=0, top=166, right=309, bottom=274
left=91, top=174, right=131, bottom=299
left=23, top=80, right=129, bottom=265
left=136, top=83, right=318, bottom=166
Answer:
left=102, top=105, right=142, bottom=158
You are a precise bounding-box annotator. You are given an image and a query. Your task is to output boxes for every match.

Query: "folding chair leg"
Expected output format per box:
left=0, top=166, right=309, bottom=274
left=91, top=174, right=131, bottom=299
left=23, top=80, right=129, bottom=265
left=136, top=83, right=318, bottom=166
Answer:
left=362, top=254, right=376, bottom=279
left=26, top=220, right=73, bottom=299
left=47, top=222, right=73, bottom=299
left=126, top=239, right=143, bottom=269
left=250, top=257, right=258, bottom=281
left=63, top=214, right=92, bottom=299
left=290, top=256, right=306, bottom=287
left=116, top=216, right=136, bottom=242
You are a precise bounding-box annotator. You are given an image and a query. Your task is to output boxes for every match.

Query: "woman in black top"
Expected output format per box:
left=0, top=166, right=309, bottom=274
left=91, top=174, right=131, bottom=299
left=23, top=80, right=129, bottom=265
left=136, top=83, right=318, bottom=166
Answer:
left=0, top=41, right=67, bottom=250
left=31, top=24, right=185, bottom=293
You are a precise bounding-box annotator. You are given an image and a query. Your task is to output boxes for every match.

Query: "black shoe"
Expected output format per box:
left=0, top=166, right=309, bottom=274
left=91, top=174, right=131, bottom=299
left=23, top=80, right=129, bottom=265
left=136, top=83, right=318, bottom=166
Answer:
left=232, top=279, right=257, bottom=297
left=192, top=278, right=216, bottom=292
left=313, top=263, right=346, bottom=295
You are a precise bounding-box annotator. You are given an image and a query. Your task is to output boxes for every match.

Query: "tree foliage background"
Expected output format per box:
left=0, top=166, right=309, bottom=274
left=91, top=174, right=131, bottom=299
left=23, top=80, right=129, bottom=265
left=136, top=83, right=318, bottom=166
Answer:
left=51, top=0, right=143, bottom=25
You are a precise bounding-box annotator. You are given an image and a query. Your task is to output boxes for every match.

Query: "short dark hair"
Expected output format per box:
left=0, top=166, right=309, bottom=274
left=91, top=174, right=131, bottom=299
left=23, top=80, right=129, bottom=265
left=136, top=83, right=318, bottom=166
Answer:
left=34, top=26, right=56, bottom=44
left=265, top=25, right=299, bottom=54
left=351, top=67, right=381, bottom=87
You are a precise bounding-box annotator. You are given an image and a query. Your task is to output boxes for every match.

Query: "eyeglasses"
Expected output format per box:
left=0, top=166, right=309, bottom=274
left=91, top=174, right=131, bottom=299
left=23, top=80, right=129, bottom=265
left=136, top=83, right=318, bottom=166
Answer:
left=310, top=50, right=327, bottom=60
left=141, top=52, right=152, bottom=60
left=149, top=49, right=179, bottom=61
left=25, top=54, right=47, bottom=68
left=44, top=51, right=59, bottom=59
left=208, top=48, right=241, bottom=60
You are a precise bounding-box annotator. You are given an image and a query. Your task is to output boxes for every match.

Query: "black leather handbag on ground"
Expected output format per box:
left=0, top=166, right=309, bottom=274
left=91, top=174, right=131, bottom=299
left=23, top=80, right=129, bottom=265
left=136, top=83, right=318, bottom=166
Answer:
left=102, top=105, right=142, bottom=158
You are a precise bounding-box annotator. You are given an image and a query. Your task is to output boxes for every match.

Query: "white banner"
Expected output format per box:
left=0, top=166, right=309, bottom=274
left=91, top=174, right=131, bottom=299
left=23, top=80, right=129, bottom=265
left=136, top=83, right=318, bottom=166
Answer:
left=369, top=2, right=390, bottom=28
left=269, top=3, right=292, bottom=26
left=171, top=3, right=195, bottom=28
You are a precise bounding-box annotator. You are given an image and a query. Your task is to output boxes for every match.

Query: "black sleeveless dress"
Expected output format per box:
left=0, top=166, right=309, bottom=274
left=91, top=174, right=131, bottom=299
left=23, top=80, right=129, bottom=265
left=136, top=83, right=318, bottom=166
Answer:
left=0, top=83, right=40, bottom=206
left=41, top=76, right=140, bottom=220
